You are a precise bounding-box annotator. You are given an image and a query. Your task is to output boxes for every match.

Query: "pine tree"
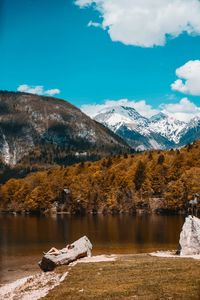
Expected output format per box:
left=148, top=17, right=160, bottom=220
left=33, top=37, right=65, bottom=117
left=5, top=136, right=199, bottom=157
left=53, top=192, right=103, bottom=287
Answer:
left=134, top=161, right=146, bottom=191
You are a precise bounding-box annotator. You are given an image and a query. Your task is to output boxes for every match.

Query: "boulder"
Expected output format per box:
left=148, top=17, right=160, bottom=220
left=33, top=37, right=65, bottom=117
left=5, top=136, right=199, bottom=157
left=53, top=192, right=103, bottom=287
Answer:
left=39, top=236, right=92, bottom=272
left=179, top=215, right=200, bottom=256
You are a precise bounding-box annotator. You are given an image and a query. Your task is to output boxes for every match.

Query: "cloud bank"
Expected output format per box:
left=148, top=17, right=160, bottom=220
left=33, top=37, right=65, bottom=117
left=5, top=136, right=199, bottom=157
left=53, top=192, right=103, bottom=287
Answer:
left=81, top=99, right=159, bottom=118
left=171, top=60, right=200, bottom=96
left=161, top=98, right=200, bottom=122
left=17, top=85, right=61, bottom=96
left=81, top=98, right=200, bottom=122
left=75, top=0, right=200, bottom=47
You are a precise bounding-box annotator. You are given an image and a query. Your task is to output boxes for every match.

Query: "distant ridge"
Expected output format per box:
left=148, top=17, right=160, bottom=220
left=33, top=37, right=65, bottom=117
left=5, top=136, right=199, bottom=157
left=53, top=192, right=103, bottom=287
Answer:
left=93, top=105, right=200, bottom=150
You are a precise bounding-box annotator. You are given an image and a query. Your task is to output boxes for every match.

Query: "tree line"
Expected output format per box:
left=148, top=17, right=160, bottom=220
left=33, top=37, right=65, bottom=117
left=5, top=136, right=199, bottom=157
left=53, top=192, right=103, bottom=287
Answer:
left=1, top=141, right=200, bottom=214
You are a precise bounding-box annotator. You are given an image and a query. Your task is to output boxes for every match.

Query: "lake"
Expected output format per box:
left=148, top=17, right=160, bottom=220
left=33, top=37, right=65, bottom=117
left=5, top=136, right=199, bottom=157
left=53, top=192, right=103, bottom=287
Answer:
left=0, top=214, right=185, bottom=284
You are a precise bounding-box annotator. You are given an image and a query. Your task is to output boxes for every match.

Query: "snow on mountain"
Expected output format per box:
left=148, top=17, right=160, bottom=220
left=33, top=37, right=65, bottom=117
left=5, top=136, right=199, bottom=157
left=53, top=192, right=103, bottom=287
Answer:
left=149, top=112, right=186, bottom=144
left=184, top=115, right=200, bottom=130
left=95, top=106, right=150, bottom=135
left=93, top=105, right=200, bottom=150
left=178, top=115, right=200, bottom=146
left=0, top=92, right=129, bottom=166
left=94, top=106, right=168, bottom=150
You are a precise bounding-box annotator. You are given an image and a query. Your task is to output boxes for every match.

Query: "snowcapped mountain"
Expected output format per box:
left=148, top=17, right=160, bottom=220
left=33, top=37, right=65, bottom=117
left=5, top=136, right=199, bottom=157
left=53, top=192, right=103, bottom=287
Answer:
left=93, top=105, right=200, bottom=150
left=178, top=115, right=200, bottom=147
left=95, top=106, right=160, bottom=150
left=149, top=112, right=186, bottom=144
left=95, top=106, right=149, bottom=135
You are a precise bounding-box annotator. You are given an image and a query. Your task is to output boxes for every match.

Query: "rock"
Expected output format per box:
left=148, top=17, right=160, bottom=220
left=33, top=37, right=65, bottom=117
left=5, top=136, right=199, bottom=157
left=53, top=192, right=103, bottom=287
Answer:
left=38, top=236, right=92, bottom=272
left=179, top=215, right=200, bottom=255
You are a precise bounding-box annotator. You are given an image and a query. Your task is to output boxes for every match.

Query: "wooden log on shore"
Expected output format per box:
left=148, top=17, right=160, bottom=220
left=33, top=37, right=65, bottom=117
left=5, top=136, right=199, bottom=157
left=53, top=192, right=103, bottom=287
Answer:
left=38, top=236, right=92, bottom=272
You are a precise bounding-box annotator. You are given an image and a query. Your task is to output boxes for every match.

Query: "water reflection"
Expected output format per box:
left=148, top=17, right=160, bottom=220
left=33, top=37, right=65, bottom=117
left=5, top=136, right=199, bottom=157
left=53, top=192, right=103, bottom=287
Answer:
left=0, top=214, right=185, bottom=283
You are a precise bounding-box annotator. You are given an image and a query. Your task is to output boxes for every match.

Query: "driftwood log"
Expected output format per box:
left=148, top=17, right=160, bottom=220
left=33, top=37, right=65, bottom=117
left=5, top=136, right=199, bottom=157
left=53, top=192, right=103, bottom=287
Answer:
left=38, top=236, right=92, bottom=272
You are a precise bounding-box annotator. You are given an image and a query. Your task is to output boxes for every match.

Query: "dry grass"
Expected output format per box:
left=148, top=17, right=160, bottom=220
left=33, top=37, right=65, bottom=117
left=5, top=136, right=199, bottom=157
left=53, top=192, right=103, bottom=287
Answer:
left=44, top=254, right=200, bottom=300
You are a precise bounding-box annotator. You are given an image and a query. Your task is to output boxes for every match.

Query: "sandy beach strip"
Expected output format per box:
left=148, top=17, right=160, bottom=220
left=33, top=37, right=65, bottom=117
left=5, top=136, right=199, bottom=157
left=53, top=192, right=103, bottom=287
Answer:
left=0, top=255, right=117, bottom=300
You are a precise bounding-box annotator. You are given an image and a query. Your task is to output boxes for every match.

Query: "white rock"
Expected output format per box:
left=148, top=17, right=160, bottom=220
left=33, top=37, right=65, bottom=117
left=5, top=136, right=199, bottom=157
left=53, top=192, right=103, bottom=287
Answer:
left=179, top=215, right=200, bottom=256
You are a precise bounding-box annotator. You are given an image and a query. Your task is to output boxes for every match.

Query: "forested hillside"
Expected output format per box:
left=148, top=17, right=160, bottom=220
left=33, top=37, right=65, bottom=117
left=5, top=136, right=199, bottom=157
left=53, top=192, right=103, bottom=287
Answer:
left=0, top=91, right=129, bottom=167
left=1, top=141, right=200, bottom=214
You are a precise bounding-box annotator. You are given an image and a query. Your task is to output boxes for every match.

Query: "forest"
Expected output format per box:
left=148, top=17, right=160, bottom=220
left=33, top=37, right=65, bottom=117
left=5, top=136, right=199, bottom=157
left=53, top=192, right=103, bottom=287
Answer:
left=1, top=141, right=200, bottom=214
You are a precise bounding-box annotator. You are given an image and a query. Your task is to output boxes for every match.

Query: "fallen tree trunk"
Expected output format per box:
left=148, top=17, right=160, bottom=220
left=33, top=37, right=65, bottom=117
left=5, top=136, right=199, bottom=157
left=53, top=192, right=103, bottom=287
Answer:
left=38, top=236, right=92, bottom=272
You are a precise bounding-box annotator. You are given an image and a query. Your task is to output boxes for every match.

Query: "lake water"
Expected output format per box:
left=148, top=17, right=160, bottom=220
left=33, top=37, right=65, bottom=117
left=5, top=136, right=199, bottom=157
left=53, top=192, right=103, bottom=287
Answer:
left=0, top=214, right=185, bottom=284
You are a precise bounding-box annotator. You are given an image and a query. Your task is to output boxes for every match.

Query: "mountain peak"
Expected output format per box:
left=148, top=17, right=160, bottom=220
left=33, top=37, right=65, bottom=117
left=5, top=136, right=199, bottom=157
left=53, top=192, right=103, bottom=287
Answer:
left=0, top=92, right=129, bottom=165
left=190, top=115, right=200, bottom=123
left=149, top=112, right=186, bottom=144
left=150, top=112, right=168, bottom=122
left=95, top=105, right=149, bottom=134
left=93, top=104, right=199, bottom=149
left=98, top=105, right=144, bottom=120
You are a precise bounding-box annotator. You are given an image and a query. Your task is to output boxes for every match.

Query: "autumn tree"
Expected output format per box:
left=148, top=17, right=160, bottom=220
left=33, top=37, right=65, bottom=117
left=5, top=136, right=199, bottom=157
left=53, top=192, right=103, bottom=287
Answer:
left=134, top=161, right=146, bottom=191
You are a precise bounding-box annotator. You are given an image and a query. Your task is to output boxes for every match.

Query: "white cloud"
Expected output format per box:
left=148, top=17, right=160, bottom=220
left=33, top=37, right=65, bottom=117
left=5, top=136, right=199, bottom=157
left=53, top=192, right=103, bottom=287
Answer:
left=88, top=21, right=102, bottom=28
left=81, top=99, right=159, bottom=118
left=76, top=0, right=92, bottom=6
left=171, top=60, right=200, bottom=96
left=81, top=98, right=200, bottom=122
left=17, top=84, right=44, bottom=95
left=75, top=0, right=200, bottom=47
left=45, top=88, right=61, bottom=96
left=17, top=84, right=61, bottom=96
left=161, top=98, right=200, bottom=122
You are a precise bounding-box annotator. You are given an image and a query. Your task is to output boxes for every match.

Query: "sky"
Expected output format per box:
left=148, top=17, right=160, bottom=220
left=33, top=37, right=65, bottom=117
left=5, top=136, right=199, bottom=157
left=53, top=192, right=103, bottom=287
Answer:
left=0, top=0, right=200, bottom=121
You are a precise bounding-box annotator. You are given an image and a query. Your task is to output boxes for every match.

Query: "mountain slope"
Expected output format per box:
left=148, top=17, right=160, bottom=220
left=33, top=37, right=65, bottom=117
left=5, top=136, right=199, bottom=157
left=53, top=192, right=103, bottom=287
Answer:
left=0, top=92, right=129, bottom=166
left=149, top=112, right=186, bottom=144
left=95, top=106, right=149, bottom=134
left=93, top=105, right=200, bottom=150
left=94, top=106, right=179, bottom=150
left=179, top=116, right=200, bottom=147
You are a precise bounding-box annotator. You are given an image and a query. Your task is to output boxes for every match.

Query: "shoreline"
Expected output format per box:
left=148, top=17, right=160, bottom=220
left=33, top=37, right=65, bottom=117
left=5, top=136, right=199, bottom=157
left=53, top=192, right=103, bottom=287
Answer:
left=0, top=209, right=187, bottom=216
left=0, top=255, right=117, bottom=300
left=1, top=252, right=200, bottom=300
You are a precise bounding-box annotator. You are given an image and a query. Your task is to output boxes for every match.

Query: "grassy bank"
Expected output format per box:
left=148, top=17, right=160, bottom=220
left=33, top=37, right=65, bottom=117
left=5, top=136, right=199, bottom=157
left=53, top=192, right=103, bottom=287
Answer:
left=44, top=254, right=200, bottom=300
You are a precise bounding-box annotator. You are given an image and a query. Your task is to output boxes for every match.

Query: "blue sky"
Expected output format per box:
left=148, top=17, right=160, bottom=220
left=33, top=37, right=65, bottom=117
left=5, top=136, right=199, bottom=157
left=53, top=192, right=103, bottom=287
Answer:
left=0, top=0, right=200, bottom=120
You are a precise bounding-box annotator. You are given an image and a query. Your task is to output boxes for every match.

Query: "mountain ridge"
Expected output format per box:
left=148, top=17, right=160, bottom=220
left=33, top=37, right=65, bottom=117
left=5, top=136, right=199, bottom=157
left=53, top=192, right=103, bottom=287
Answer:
left=93, top=105, right=200, bottom=150
left=0, top=91, right=130, bottom=167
